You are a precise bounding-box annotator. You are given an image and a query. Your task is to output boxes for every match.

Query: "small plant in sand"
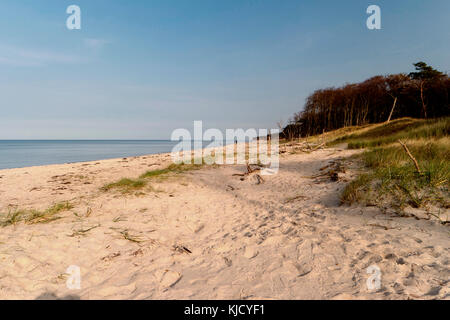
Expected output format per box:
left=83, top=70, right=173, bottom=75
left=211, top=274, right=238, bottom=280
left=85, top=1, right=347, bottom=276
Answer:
left=68, top=224, right=100, bottom=237
left=120, top=230, right=145, bottom=243
left=0, top=202, right=74, bottom=227
left=139, top=161, right=206, bottom=180
left=112, top=215, right=127, bottom=223
left=101, top=160, right=208, bottom=194
left=101, top=178, right=147, bottom=193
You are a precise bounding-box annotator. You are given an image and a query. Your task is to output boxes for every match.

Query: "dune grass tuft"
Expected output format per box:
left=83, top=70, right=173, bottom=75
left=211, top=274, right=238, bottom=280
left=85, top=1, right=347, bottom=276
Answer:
left=101, top=178, right=147, bottom=193
left=0, top=201, right=74, bottom=227
left=101, top=161, right=207, bottom=194
left=120, top=230, right=144, bottom=243
left=140, top=161, right=206, bottom=179
left=331, top=117, right=449, bottom=149
left=336, top=117, right=449, bottom=213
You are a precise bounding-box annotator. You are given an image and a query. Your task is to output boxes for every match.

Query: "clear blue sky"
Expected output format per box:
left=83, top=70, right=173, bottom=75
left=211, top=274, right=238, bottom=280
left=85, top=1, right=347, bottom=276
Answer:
left=0, top=0, right=449, bottom=139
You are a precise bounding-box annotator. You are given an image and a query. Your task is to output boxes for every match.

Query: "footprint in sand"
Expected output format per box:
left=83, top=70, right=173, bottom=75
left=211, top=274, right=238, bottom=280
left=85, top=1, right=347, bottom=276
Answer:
left=295, top=240, right=314, bottom=276
left=156, top=270, right=182, bottom=289
left=243, top=246, right=259, bottom=259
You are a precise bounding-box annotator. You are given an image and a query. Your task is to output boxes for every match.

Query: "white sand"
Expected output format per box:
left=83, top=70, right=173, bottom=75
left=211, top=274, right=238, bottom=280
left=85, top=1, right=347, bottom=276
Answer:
left=0, top=145, right=448, bottom=300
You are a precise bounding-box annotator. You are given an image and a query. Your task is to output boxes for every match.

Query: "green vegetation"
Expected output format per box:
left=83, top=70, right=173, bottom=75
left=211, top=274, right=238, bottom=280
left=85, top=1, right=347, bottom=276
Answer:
left=335, top=117, right=449, bottom=215
left=120, top=230, right=144, bottom=243
left=331, top=117, right=449, bottom=149
left=69, top=224, right=100, bottom=237
left=140, top=162, right=203, bottom=179
left=101, top=161, right=206, bottom=194
left=0, top=202, right=74, bottom=227
left=101, top=178, right=147, bottom=193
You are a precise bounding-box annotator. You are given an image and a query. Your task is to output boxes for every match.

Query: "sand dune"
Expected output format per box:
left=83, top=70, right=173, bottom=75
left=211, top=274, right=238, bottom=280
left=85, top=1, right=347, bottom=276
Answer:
left=0, top=145, right=448, bottom=300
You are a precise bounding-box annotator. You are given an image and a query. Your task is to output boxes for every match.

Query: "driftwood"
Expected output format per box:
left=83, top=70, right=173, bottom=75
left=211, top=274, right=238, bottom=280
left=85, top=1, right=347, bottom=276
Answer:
left=319, top=163, right=333, bottom=171
left=398, top=140, right=421, bottom=174
left=255, top=174, right=264, bottom=185
left=304, top=160, right=345, bottom=182
left=284, top=194, right=308, bottom=203
left=366, top=223, right=397, bottom=231
left=232, top=164, right=261, bottom=177
left=173, top=245, right=192, bottom=254
left=233, top=163, right=265, bottom=184
left=281, top=141, right=326, bottom=154
left=309, top=142, right=326, bottom=151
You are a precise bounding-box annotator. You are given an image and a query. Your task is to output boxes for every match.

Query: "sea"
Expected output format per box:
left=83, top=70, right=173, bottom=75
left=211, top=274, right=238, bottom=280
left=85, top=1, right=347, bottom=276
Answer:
left=0, top=140, right=183, bottom=170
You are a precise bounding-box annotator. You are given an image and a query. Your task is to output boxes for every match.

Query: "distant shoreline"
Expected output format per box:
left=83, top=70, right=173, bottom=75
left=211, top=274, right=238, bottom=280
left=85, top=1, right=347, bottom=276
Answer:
left=0, top=140, right=179, bottom=171
left=0, top=139, right=241, bottom=171
left=0, top=152, right=172, bottom=172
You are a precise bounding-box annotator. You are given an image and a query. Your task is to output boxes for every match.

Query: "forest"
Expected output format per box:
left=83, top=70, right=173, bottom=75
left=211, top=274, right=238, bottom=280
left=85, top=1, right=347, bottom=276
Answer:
left=283, top=62, right=450, bottom=138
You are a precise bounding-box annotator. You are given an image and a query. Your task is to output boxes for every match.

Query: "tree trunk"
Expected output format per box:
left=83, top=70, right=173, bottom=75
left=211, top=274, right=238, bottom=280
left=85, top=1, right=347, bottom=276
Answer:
left=420, top=81, right=427, bottom=118
left=386, top=97, right=398, bottom=123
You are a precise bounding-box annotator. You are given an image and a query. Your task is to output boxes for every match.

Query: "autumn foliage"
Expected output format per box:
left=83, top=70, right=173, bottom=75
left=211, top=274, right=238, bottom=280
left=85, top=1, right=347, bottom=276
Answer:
left=283, top=62, right=449, bottom=138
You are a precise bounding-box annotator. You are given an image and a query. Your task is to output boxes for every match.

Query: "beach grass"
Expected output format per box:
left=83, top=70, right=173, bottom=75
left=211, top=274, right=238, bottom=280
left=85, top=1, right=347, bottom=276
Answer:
left=331, top=117, right=449, bottom=149
left=140, top=162, right=205, bottom=179
left=101, top=160, right=207, bottom=194
left=333, top=117, right=450, bottom=214
left=0, top=201, right=74, bottom=227
left=101, top=178, right=147, bottom=193
left=120, top=230, right=145, bottom=243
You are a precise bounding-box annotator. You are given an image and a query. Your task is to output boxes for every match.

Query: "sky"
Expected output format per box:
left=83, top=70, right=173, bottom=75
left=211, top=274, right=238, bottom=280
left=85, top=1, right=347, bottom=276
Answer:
left=0, top=0, right=449, bottom=139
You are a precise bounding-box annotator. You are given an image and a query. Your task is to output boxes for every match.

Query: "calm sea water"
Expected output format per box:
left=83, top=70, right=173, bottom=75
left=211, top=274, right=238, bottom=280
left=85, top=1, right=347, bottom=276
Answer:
left=0, top=140, right=182, bottom=170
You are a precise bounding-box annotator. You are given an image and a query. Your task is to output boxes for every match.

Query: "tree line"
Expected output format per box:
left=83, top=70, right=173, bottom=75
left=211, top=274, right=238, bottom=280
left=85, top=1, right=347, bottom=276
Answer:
left=282, top=62, right=450, bottom=138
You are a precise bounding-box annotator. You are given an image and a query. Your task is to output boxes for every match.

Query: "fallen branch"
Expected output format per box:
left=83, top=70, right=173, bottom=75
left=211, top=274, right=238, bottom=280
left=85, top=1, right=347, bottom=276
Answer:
left=255, top=174, right=264, bottom=185
left=398, top=140, right=422, bottom=174
left=366, top=223, right=396, bottom=231
left=310, top=142, right=326, bottom=151
left=319, top=163, right=333, bottom=171
left=284, top=194, right=308, bottom=203
left=173, top=245, right=192, bottom=254
left=68, top=224, right=100, bottom=237
left=233, top=163, right=265, bottom=184
left=232, top=163, right=261, bottom=177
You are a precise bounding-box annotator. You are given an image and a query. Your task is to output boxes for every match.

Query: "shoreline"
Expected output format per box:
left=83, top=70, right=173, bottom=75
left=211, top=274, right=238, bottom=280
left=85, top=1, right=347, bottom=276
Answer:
left=0, top=151, right=175, bottom=173
left=0, top=140, right=245, bottom=172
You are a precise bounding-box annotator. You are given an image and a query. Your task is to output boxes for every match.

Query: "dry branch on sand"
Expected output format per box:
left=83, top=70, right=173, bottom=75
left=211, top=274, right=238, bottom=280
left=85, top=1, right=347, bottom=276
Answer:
left=303, top=160, right=346, bottom=183
left=398, top=140, right=422, bottom=174
left=281, top=141, right=326, bottom=154
left=232, top=163, right=265, bottom=184
left=172, top=245, right=192, bottom=254
left=68, top=224, right=100, bottom=237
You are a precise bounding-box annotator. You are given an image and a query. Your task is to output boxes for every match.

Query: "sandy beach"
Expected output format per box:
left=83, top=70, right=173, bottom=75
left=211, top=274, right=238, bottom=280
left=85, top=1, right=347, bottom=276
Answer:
left=0, top=144, right=448, bottom=300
